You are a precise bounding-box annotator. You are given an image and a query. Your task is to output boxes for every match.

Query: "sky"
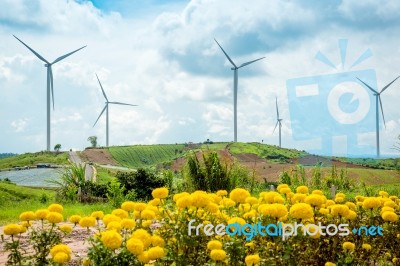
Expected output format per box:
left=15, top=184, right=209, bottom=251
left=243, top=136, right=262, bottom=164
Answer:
left=1, top=0, right=400, bottom=157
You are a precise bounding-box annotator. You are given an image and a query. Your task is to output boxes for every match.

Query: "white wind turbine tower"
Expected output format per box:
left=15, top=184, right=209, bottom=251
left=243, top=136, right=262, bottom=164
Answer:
left=214, top=39, right=265, bottom=142
left=13, top=35, right=86, bottom=151
left=93, top=74, right=138, bottom=147
left=273, top=97, right=283, bottom=148
left=357, top=76, right=399, bottom=158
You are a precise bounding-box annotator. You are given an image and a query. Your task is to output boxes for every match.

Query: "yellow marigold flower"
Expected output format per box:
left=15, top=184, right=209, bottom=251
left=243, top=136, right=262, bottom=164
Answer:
left=325, top=263, right=336, bottom=266
left=325, top=200, right=335, bottom=207
left=208, top=193, right=222, bottom=204
left=50, top=244, right=71, bottom=257
left=335, top=196, right=345, bottom=203
left=384, top=200, right=397, bottom=208
left=330, top=204, right=350, bottom=217
left=107, top=221, right=122, bottom=231
left=121, top=201, right=136, bottom=212
left=137, top=251, right=150, bottom=263
left=291, top=193, right=307, bottom=204
left=277, top=184, right=289, bottom=192
left=141, top=209, right=156, bottom=220
left=59, top=224, right=73, bottom=234
left=246, top=197, right=259, bottom=205
left=312, top=190, right=324, bottom=195
left=228, top=217, right=246, bottom=226
left=287, top=192, right=294, bottom=199
left=245, top=254, right=260, bottom=266
left=363, top=197, right=381, bottom=209
left=134, top=203, right=147, bottom=212
left=177, top=195, right=192, bottom=208
left=280, top=187, right=291, bottom=194
left=79, top=217, right=96, bottom=228
left=222, top=198, right=236, bottom=208
left=152, top=187, right=169, bottom=199
left=305, top=194, right=326, bottom=207
left=259, top=204, right=276, bottom=217
left=393, top=258, right=399, bottom=263
left=121, top=218, right=136, bottom=229
left=142, top=220, right=152, bottom=228
left=274, top=204, right=288, bottom=218
left=206, top=202, right=220, bottom=213
left=210, top=249, right=226, bottom=261
left=132, top=229, right=151, bottom=248
left=35, top=209, right=49, bottom=220
left=319, top=208, right=329, bottom=215
left=382, top=211, right=399, bottom=222
left=289, top=203, right=314, bottom=220
left=336, top=192, right=346, bottom=199
left=173, top=192, right=190, bottom=202
left=243, top=210, right=257, bottom=219
left=101, top=230, right=122, bottom=250
left=342, top=241, right=355, bottom=251
left=379, top=191, right=389, bottom=198
left=263, top=192, right=281, bottom=204
left=207, top=240, right=223, bottom=250
left=345, top=210, right=357, bottom=220
left=239, top=203, right=251, bottom=213
left=52, top=252, right=70, bottom=264
left=362, top=243, right=371, bottom=251
left=102, top=214, right=121, bottom=226
left=229, top=188, right=250, bottom=204
left=83, top=258, right=91, bottom=266
left=355, top=195, right=365, bottom=202
left=345, top=202, right=356, bottom=210
left=68, top=215, right=81, bottom=225
left=296, top=186, right=309, bottom=194
left=48, top=203, right=63, bottom=213
left=3, top=224, right=22, bottom=235
left=91, top=211, right=104, bottom=220
left=147, top=246, right=165, bottom=260
left=274, top=195, right=285, bottom=204
left=21, top=221, right=30, bottom=228
left=245, top=242, right=255, bottom=248
left=381, top=206, right=395, bottom=214
left=149, top=198, right=161, bottom=206
left=112, top=209, right=129, bottom=219
left=46, top=212, right=63, bottom=224
left=191, top=191, right=210, bottom=208
left=151, top=235, right=165, bottom=247
left=19, top=211, right=36, bottom=222
left=216, top=190, right=228, bottom=196
left=127, top=238, right=144, bottom=255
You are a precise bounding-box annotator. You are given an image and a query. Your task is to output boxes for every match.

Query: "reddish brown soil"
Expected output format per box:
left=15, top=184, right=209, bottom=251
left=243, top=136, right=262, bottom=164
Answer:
left=80, top=149, right=118, bottom=166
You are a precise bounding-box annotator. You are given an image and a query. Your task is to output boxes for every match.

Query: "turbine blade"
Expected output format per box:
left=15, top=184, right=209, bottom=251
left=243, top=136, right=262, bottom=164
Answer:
left=93, top=105, right=107, bottom=127
left=52, top=45, right=86, bottom=64
left=273, top=121, right=279, bottom=134
left=108, top=102, right=138, bottom=106
left=380, top=75, right=400, bottom=94
left=379, top=96, right=386, bottom=128
left=49, top=67, right=55, bottom=110
left=238, top=57, right=265, bottom=68
left=356, top=77, right=378, bottom=94
left=214, top=38, right=237, bottom=68
left=95, top=73, right=109, bottom=102
left=13, top=35, right=49, bottom=64
left=275, top=97, right=279, bottom=119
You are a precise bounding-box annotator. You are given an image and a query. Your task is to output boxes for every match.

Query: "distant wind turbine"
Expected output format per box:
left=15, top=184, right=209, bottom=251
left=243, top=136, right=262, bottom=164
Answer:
left=93, top=74, right=137, bottom=147
left=273, top=97, right=283, bottom=148
left=357, top=76, right=400, bottom=157
left=13, top=35, right=86, bottom=151
left=214, top=38, right=265, bottom=142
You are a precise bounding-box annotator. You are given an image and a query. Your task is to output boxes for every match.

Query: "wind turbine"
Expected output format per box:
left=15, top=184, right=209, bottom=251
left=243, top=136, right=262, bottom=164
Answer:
left=214, top=39, right=265, bottom=142
left=13, top=35, right=86, bottom=151
left=273, top=97, right=283, bottom=148
left=93, top=74, right=138, bottom=147
left=357, top=76, right=399, bottom=157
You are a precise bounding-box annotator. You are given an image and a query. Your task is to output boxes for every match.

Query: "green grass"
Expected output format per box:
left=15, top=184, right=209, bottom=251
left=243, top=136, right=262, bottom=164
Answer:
left=96, top=167, right=117, bottom=184
left=0, top=151, right=69, bottom=170
left=0, top=182, right=114, bottom=225
left=108, top=144, right=186, bottom=168
left=228, top=142, right=306, bottom=160
left=335, top=157, right=400, bottom=170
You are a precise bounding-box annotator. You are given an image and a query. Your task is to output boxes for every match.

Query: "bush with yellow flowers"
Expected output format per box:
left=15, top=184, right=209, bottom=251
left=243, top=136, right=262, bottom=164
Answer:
left=2, top=186, right=400, bottom=265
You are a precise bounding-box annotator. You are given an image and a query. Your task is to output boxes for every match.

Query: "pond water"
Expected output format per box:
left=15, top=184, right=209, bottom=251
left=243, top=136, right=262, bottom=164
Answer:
left=0, top=168, right=63, bottom=187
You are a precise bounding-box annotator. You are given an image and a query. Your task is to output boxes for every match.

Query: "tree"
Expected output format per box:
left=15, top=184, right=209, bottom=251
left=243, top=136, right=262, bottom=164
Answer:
left=54, top=144, right=61, bottom=153
left=87, top=136, right=97, bottom=148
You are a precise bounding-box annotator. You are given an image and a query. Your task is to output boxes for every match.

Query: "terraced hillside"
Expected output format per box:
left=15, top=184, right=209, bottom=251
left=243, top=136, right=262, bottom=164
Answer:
left=0, top=151, right=69, bottom=170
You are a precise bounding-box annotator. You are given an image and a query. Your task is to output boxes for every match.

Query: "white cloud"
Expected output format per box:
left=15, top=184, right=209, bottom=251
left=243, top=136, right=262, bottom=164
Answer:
left=11, top=118, right=28, bottom=132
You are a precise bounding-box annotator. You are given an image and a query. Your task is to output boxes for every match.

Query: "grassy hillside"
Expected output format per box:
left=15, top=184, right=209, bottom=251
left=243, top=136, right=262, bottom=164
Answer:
left=108, top=144, right=186, bottom=168
left=0, top=151, right=69, bottom=169
left=335, top=157, right=400, bottom=170
left=228, top=142, right=306, bottom=160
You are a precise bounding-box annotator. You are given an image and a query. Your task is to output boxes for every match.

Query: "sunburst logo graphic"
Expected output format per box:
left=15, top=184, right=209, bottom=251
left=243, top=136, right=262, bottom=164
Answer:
left=286, top=39, right=377, bottom=156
